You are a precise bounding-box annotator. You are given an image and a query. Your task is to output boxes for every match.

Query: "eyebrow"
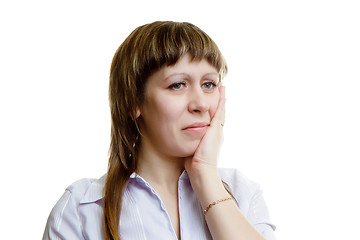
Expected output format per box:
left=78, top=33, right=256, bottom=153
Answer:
left=163, top=73, right=190, bottom=81
left=164, top=72, right=218, bottom=81
left=203, top=72, right=219, bottom=78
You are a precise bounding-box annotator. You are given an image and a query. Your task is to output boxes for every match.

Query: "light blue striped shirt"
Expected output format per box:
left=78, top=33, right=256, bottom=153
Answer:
left=43, top=168, right=276, bottom=239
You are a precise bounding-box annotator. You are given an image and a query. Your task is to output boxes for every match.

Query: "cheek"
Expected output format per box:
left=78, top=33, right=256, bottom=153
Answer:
left=154, top=96, right=185, bottom=122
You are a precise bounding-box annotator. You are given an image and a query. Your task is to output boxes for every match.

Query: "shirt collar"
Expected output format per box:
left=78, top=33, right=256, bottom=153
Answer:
left=80, top=174, right=106, bottom=204
left=79, top=173, right=141, bottom=204
left=79, top=170, right=189, bottom=204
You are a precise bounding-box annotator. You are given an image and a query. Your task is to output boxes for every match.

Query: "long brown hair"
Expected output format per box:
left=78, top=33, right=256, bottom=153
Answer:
left=104, top=21, right=228, bottom=240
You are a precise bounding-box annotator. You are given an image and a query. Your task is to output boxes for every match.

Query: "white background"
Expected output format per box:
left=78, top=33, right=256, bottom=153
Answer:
left=1, top=0, right=359, bottom=239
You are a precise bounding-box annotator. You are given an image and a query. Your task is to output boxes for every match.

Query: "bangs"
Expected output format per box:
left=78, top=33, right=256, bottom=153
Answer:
left=131, top=21, right=227, bottom=81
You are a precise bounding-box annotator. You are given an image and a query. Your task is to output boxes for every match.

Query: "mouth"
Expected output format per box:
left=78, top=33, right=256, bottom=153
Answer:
left=182, top=122, right=210, bottom=133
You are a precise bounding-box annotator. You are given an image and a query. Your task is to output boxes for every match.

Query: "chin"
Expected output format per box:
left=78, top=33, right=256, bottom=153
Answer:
left=175, top=143, right=199, bottom=158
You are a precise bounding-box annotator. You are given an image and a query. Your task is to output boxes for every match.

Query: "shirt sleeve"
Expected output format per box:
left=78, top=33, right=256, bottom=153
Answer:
left=247, top=187, right=276, bottom=240
left=43, top=190, right=83, bottom=240
left=219, top=168, right=276, bottom=240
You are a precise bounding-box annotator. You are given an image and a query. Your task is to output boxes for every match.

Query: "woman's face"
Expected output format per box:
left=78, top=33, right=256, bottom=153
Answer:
left=138, top=54, right=221, bottom=158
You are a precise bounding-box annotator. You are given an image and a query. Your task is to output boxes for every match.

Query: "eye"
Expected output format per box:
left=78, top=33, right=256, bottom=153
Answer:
left=168, top=82, right=186, bottom=90
left=202, top=81, right=217, bottom=90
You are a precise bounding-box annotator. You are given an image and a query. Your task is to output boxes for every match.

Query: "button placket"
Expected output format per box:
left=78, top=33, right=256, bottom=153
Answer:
left=138, top=176, right=179, bottom=239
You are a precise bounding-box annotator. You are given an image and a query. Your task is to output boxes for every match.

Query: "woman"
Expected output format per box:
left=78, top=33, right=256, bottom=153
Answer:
left=43, top=21, right=276, bottom=240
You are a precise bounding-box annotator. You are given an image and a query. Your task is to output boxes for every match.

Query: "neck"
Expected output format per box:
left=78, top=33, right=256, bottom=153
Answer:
left=136, top=138, right=185, bottom=193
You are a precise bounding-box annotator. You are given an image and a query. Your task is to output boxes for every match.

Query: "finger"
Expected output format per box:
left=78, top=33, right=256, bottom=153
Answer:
left=210, top=85, right=226, bottom=128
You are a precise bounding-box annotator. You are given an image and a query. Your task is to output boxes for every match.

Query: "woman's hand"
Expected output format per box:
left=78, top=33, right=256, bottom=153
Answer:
left=184, top=85, right=266, bottom=240
left=184, top=84, right=226, bottom=179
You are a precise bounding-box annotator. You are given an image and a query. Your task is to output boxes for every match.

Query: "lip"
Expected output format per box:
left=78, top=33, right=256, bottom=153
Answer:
left=182, top=122, right=210, bottom=133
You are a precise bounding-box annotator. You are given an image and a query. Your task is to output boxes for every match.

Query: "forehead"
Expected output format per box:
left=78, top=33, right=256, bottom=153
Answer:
left=159, top=55, right=218, bottom=79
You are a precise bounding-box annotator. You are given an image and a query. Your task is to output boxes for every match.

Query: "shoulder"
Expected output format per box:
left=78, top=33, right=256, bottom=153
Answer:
left=43, top=176, right=106, bottom=239
left=68, top=175, right=106, bottom=204
left=217, top=168, right=263, bottom=214
left=218, top=168, right=260, bottom=197
left=57, top=174, right=106, bottom=210
left=65, top=178, right=97, bottom=198
left=49, top=177, right=98, bottom=216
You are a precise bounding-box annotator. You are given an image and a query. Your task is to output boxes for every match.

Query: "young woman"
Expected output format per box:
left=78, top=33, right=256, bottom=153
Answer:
left=43, top=21, right=276, bottom=240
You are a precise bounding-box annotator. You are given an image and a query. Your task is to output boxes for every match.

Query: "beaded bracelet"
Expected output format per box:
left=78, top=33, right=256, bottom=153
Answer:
left=203, top=197, right=232, bottom=215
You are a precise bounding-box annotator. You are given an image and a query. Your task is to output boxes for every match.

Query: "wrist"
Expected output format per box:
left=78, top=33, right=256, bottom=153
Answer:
left=187, top=166, right=219, bottom=190
left=187, top=168, right=230, bottom=208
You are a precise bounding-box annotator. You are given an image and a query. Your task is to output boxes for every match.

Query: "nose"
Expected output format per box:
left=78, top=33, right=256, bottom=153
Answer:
left=188, top=88, right=210, bottom=113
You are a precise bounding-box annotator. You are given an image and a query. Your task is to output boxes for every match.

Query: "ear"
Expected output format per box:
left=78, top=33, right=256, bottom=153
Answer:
left=135, top=107, right=141, bottom=119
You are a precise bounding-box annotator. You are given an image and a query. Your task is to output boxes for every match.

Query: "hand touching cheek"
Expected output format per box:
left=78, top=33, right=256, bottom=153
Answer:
left=184, top=84, right=226, bottom=177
